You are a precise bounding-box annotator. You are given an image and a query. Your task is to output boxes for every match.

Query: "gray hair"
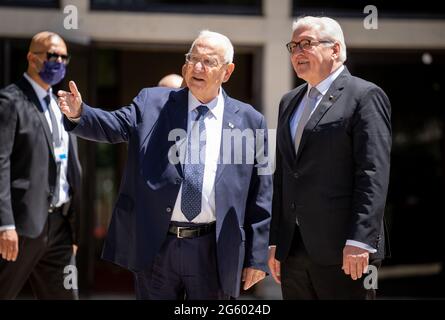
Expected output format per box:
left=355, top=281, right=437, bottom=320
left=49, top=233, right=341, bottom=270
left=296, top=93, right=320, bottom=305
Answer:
left=292, top=16, right=347, bottom=63
left=188, top=30, right=234, bottom=64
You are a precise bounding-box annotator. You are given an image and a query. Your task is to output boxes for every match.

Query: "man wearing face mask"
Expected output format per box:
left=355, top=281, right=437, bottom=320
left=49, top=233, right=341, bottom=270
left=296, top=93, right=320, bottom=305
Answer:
left=0, top=31, right=82, bottom=299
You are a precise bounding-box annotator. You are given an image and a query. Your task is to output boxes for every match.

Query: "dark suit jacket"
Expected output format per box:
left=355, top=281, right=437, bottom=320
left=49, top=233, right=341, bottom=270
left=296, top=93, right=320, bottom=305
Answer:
left=0, top=76, right=82, bottom=244
left=63, top=87, right=272, bottom=297
left=270, top=66, right=391, bottom=265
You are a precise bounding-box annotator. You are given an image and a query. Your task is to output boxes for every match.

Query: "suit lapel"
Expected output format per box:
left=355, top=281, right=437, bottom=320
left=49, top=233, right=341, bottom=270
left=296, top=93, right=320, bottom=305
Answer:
left=166, top=88, right=189, bottom=178
left=214, top=90, right=241, bottom=186
left=277, top=85, right=307, bottom=171
left=295, top=68, right=350, bottom=162
left=16, top=76, right=55, bottom=159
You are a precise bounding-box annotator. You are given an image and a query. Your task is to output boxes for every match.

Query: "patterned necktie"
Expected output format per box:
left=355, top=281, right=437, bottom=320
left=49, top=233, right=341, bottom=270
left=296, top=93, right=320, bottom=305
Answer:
left=294, top=87, right=320, bottom=154
left=44, top=93, right=61, bottom=207
left=181, top=105, right=209, bottom=221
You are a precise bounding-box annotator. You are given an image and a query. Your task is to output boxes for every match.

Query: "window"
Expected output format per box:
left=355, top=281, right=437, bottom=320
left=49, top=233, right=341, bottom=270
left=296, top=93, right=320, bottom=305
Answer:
left=0, top=0, right=59, bottom=8
left=293, top=0, right=445, bottom=19
left=91, top=0, right=262, bottom=15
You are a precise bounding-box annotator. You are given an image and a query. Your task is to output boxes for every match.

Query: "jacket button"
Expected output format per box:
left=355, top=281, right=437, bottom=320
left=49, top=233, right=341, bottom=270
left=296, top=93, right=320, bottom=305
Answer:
left=293, top=172, right=299, bottom=179
left=175, top=178, right=182, bottom=185
left=166, top=206, right=172, bottom=213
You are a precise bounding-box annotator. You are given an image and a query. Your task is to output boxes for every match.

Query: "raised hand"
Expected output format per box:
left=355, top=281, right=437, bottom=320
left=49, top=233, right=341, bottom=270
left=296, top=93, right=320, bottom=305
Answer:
left=57, top=81, right=83, bottom=118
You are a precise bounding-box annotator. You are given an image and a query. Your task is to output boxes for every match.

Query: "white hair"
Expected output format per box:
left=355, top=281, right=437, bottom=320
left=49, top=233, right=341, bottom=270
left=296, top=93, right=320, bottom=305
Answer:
left=292, top=16, right=347, bottom=63
left=188, top=30, right=234, bottom=64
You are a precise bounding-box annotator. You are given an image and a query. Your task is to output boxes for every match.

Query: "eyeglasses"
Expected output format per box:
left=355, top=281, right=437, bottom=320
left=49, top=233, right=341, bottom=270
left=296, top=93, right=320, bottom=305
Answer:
left=33, top=51, right=71, bottom=65
left=286, top=39, right=334, bottom=54
left=185, top=53, right=225, bottom=69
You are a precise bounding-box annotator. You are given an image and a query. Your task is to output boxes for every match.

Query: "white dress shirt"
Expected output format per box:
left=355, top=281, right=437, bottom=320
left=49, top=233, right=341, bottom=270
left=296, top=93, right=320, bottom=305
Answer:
left=288, top=65, right=376, bottom=253
left=170, top=89, right=224, bottom=223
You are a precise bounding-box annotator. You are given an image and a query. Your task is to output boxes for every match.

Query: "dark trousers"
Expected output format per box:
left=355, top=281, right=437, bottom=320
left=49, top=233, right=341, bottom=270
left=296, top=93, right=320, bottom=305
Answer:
left=281, top=226, right=381, bottom=300
left=0, top=211, right=78, bottom=299
left=134, top=222, right=228, bottom=300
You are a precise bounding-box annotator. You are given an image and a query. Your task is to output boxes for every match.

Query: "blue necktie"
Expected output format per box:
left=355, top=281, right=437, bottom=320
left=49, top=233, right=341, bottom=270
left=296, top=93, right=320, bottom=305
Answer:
left=181, top=105, right=209, bottom=221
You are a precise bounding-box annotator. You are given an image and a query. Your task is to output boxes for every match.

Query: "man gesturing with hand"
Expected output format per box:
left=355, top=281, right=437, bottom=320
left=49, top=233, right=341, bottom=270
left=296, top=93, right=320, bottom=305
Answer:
left=58, top=31, right=271, bottom=300
left=58, top=81, right=83, bottom=118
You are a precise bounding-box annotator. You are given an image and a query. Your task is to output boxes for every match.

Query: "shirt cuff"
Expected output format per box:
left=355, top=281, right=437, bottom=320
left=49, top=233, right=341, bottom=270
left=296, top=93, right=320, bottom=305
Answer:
left=69, top=116, right=81, bottom=123
left=346, top=240, right=377, bottom=253
left=0, top=225, right=16, bottom=232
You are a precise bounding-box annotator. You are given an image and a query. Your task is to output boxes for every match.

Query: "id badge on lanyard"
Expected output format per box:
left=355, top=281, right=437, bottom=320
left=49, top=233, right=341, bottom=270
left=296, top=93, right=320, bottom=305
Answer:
left=54, top=145, right=67, bottom=163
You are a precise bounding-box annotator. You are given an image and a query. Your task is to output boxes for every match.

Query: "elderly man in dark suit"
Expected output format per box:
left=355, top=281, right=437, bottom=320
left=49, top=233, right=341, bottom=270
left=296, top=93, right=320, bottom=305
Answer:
left=58, top=30, right=272, bottom=299
left=268, top=16, right=391, bottom=299
left=0, top=32, right=82, bottom=299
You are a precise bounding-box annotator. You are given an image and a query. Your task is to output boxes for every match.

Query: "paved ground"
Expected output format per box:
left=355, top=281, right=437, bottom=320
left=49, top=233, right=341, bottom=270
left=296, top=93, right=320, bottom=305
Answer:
left=16, top=264, right=445, bottom=300
left=86, top=275, right=445, bottom=300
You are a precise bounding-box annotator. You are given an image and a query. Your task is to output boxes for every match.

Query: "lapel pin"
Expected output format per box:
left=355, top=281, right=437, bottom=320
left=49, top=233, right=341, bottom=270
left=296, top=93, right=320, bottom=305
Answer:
left=329, top=95, right=334, bottom=100
left=228, top=122, right=235, bottom=129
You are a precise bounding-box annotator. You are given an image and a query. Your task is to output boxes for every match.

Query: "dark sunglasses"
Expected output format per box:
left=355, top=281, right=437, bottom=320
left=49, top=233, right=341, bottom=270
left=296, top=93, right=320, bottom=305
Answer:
left=33, top=51, right=71, bottom=65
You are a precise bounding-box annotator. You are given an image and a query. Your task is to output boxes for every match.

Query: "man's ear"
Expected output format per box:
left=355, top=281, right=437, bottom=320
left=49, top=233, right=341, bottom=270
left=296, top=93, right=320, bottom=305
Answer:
left=332, top=42, right=341, bottom=60
left=222, top=63, right=235, bottom=83
left=181, top=64, right=187, bottom=78
left=27, top=52, right=35, bottom=65
left=26, top=52, right=38, bottom=71
left=181, top=64, right=188, bottom=88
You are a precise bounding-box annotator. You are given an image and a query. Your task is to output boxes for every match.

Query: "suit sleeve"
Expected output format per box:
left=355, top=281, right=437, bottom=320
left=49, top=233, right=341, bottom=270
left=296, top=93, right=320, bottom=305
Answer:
left=63, top=88, right=148, bottom=143
left=349, top=86, right=392, bottom=247
left=0, top=93, right=17, bottom=227
left=67, top=135, right=82, bottom=245
left=243, top=115, right=273, bottom=272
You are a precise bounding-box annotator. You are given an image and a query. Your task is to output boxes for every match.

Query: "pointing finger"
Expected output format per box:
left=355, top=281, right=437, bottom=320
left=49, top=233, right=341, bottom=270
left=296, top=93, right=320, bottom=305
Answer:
left=69, top=81, right=81, bottom=97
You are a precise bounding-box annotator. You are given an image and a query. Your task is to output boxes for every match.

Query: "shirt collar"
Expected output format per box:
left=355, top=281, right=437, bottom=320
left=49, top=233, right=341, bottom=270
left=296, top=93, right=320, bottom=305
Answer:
left=23, top=72, right=51, bottom=103
left=188, top=89, right=224, bottom=120
left=308, top=64, right=345, bottom=97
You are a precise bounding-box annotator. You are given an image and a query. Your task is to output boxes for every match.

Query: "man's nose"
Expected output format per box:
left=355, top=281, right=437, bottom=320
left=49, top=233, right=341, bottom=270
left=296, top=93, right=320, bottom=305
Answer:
left=193, top=61, right=205, bottom=72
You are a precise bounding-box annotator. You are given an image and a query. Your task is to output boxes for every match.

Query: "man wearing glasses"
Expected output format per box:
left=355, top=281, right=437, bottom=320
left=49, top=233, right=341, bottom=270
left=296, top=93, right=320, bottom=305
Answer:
left=58, top=30, right=271, bottom=299
left=0, top=32, right=82, bottom=299
left=268, top=16, right=391, bottom=299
